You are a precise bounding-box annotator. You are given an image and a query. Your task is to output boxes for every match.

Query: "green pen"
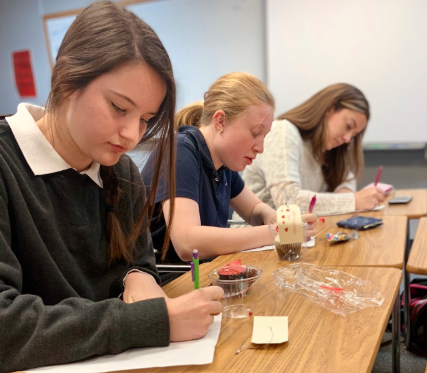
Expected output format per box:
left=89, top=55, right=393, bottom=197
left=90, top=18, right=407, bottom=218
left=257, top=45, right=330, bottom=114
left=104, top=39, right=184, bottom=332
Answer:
left=191, top=249, right=200, bottom=289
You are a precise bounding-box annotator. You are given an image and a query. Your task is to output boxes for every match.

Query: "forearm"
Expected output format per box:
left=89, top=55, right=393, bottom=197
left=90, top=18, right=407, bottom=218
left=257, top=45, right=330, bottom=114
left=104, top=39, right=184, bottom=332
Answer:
left=174, top=225, right=271, bottom=261
left=1, top=291, right=169, bottom=373
left=270, top=184, right=356, bottom=215
left=248, top=202, right=276, bottom=226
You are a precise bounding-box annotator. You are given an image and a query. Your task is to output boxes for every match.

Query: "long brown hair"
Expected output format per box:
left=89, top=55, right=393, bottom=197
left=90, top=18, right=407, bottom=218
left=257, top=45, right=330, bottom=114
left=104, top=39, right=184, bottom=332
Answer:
left=277, top=83, right=370, bottom=192
left=175, top=72, right=275, bottom=127
left=46, top=1, right=176, bottom=264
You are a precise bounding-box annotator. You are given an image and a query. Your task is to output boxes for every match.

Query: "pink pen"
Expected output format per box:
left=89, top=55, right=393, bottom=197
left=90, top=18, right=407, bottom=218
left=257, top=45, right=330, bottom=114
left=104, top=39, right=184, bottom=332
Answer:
left=374, top=165, right=384, bottom=187
left=308, top=195, right=317, bottom=213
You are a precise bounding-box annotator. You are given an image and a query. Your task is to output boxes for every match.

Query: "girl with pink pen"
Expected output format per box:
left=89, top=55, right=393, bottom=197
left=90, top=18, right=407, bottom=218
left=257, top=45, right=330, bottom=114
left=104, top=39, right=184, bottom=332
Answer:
left=237, top=83, right=385, bottom=216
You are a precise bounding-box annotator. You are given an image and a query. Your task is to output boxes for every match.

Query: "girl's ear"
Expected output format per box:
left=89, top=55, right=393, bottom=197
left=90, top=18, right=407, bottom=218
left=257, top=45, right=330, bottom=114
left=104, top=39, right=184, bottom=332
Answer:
left=212, top=110, right=226, bottom=133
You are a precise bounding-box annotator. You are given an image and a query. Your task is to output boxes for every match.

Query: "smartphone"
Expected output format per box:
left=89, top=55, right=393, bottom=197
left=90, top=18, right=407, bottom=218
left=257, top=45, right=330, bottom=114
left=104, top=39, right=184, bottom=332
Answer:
left=389, top=196, right=412, bottom=204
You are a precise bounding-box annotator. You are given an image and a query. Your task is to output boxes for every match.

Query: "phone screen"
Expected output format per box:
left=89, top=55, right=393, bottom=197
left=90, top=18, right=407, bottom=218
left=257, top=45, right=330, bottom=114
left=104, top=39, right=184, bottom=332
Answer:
left=389, top=196, right=412, bottom=204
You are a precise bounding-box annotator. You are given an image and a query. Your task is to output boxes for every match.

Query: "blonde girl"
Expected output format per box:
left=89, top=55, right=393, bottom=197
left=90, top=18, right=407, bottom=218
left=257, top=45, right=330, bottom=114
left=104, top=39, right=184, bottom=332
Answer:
left=142, top=73, right=315, bottom=274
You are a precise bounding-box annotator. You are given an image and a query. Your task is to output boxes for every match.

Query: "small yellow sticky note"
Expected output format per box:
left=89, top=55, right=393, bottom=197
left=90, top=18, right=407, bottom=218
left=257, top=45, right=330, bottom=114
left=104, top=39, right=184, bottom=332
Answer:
left=276, top=204, right=304, bottom=245
left=251, top=316, right=289, bottom=344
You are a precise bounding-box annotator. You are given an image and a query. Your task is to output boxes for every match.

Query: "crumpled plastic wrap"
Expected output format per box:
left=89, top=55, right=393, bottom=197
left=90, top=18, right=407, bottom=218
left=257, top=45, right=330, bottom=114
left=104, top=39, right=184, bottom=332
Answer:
left=272, top=263, right=384, bottom=316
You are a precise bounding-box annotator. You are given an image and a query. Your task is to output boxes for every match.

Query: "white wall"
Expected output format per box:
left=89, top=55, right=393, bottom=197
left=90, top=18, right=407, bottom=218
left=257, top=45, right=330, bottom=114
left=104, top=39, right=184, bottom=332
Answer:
left=0, top=0, right=51, bottom=113
left=0, top=0, right=265, bottom=114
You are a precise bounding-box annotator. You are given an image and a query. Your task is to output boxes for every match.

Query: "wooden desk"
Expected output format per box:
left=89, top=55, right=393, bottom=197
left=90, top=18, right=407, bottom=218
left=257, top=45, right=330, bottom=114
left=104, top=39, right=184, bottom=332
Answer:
left=189, top=214, right=406, bottom=271
left=365, top=189, right=427, bottom=219
left=369, top=189, right=427, bottom=348
left=124, top=261, right=401, bottom=373
left=306, top=214, right=407, bottom=269
left=407, top=217, right=427, bottom=275
left=312, top=213, right=406, bottom=355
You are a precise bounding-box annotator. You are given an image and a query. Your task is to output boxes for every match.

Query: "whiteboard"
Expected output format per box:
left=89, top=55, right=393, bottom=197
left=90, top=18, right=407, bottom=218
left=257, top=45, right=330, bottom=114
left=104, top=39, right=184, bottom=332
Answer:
left=266, top=0, right=427, bottom=144
left=45, top=15, right=76, bottom=66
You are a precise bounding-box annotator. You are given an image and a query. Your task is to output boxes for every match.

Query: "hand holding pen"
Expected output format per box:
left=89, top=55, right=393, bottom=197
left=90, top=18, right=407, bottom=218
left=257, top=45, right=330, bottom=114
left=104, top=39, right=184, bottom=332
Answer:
left=302, top=195, right=317, bottom=238
left=165, top=286, right=223, bottom=342
left=355, top=165, right=385, bottom=209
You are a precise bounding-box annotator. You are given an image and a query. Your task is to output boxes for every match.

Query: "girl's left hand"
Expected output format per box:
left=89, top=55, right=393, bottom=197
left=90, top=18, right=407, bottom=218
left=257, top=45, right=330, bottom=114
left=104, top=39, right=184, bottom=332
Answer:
left=123, top=272, right=169, bottom=304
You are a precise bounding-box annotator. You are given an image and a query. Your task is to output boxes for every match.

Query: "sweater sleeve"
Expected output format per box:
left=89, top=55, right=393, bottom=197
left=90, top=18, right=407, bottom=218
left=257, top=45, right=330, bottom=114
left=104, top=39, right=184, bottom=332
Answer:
left=257, top=121, right=355, bottom=215
left=270, top=183, right=355, bottom=215
left=0, top=174, right=170, bottom=373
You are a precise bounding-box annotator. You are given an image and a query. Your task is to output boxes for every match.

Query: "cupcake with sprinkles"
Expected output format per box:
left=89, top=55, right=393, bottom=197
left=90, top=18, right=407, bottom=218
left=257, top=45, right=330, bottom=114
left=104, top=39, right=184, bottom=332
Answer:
left=217, top=259, right=259, bottom=280
left=218, top=259, right=246, bottom=280
left=209, top=261, right=263, bottom=317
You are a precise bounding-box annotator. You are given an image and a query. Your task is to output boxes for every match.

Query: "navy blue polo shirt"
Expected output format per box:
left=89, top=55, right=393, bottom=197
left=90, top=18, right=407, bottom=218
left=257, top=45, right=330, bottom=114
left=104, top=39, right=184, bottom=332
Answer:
left=141, top=126, right=245, bottom=264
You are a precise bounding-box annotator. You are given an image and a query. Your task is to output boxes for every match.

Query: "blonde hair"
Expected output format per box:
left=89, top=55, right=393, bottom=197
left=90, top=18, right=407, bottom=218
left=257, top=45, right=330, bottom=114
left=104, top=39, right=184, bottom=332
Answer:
left=277, top=83, right=370, bottom=192
left=176, top=72, right=274, bottom=127
left=175, top=101, right=204, bottom=128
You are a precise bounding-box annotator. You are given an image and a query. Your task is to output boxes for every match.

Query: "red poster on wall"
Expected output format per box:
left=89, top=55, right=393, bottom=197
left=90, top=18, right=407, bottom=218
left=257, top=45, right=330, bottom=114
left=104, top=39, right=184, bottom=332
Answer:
left=12, top=50, right=36, bottom=97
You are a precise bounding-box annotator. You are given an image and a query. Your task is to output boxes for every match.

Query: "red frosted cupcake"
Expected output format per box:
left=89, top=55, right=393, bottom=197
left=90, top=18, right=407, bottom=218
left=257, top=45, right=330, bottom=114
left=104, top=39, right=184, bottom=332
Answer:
left=218, top=259, right=247, bottom=280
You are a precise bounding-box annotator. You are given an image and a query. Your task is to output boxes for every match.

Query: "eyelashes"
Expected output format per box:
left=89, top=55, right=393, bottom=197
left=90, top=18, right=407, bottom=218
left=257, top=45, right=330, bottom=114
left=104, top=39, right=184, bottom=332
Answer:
left=111, top=101, right=153, bottom=127
left=111, top=102, right=126, bottom=113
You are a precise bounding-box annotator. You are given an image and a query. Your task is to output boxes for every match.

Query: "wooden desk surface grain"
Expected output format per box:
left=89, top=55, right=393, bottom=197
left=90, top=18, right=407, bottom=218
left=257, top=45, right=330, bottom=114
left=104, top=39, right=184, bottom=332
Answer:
left=117, top=259, right=401, bottom=373
left=407, top=217, right=427, bottom=275
left=13, top=206, right=410, bottom=373
left=366, top=189, right=427, bottom=219
left=307, top=214, right=407, bottom=269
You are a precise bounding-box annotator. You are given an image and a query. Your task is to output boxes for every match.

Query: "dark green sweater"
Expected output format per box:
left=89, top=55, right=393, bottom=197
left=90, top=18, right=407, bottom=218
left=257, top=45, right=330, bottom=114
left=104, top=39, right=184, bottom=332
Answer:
left=0, top=120, right=169, bottom=372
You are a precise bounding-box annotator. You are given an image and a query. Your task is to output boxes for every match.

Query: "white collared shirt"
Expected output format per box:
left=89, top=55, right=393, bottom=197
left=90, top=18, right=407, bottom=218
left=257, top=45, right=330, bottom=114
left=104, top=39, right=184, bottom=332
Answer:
left=5, top=103, right=103, bottom=188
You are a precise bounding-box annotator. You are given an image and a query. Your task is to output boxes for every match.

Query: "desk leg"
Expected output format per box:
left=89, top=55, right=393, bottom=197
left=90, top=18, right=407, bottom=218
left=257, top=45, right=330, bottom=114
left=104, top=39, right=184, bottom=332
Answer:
left=404, top=267, right=410, bottom=348
left=404, top=219, right=411, bottom=348
left=392, top=294, right=401, bottom=373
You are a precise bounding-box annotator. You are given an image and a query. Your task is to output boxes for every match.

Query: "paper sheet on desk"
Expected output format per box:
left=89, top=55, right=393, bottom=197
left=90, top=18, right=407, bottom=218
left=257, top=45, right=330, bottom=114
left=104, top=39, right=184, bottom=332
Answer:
left=241, top=244, right=275, bottom=252
left=26, top=314, right=222, bottom=373
left=251, top=316, right=288, bottom=344
left=241, top=237, right=315, bottom=252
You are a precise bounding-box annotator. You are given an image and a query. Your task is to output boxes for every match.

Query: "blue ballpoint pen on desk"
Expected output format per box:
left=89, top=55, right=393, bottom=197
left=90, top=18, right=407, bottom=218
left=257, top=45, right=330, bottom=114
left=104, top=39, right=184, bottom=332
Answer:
left=191, top=249, right=200, bottom=289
